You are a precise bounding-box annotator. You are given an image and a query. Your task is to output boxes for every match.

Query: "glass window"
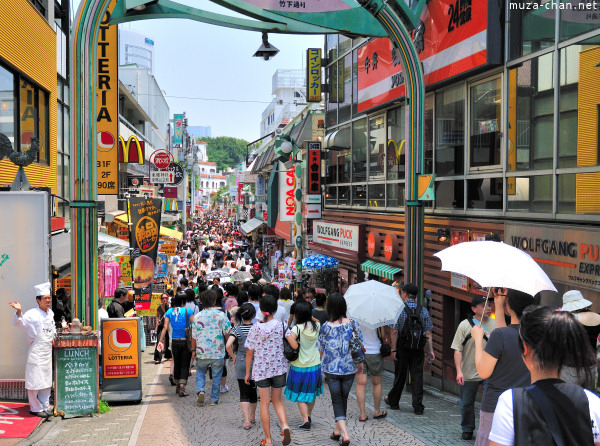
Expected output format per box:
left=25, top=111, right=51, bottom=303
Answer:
left=326, top=66, right=337, bottom=127
left=339, top=35, right=352, bottom=55
left=338, top=54, right=352, bottom=123
left=387, top=183, right=405, bottom=208
left=352, top=118, right=367, bottom=182
left=0, top=66, right=15, bottom=144
left=560, top=1, right=600, bottom=41
left=435, top=180, right=464, bottom=209
left=38, top=88, right=48, bottom=164
left=57, top=104, right=63, bottom=154
left=368, top=115, right=386, bottom=180
left=470, top=77, right=502, bottom=169
left=338, top=185, right=350, bottom=205
left=467, top=178, right=503, bottom=210
left=325, top=185, right=337, bottom=205
left=368, top=183, right=385, bottom=208
left=558, top=172, right=600, bottom=215
left=352, top=50, right=358, bottom=116
left=325, top=144, right=336, bottom=184
left=387, top=105, right=406, bottom=181
left=508, top=54, right=554, bottom=172
left=64, top=108, right=70, bottom=155
left=20, top=80, right=37, bottom=152
left=337, top=143, right=351, bottom=184
left=326, top=35, right=338, bottom=60
left=352, top=185, right=366, bottom=206
left=508, top=0, right=554, bottom=60
left=507, top=175, right=553, bottom=213
left=435, top=85, right=464, bottom=176
left=64, top=154, right=70, bottom=205
left=424, top=94, right=434, bottom=174
left=558, top=39, right=600, bottom=168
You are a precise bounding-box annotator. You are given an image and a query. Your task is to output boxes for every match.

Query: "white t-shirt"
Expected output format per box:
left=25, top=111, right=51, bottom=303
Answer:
left=359, top=324, right=382, bottom=355
left=489, top=387, right=600, bottom=446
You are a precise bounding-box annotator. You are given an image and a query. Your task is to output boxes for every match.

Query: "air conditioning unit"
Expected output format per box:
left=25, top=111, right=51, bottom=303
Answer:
left=275, top=128, right=283, bottom=135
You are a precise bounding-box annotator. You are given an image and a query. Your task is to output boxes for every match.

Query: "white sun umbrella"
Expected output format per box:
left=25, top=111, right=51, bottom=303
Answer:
left=433, top=241, right=557, bottom=297
left=344, top=280, right=405, bottom=330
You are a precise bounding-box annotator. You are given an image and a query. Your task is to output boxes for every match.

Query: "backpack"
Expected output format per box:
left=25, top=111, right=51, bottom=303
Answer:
left=399, top=304, right=427, bottom=351
left=461, top=316, right=489, bottom=347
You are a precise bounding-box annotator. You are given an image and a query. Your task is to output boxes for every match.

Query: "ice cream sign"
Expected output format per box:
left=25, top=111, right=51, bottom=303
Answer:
left=313, top=221, right=360, bottom=252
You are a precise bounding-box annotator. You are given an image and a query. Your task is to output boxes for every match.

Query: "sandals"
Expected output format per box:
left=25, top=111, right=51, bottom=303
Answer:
left=178, top=386, right=189, bottom=397
left=331, top=432, right=341, bottom=441
left=244, top=422, right=251, bottom=430
left=259, top=440, right=272, bottom=446
left=281, top=427, right=291, bottom=446
left=373, top=410, right=387, bottom=419
left=359, top=416, right=368, bottom=422
left=340, top=439, right=350, bottom=446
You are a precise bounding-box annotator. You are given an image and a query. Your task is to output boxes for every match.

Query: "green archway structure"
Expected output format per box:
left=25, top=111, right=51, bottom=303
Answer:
left=70, top=0, right=426, bottom=326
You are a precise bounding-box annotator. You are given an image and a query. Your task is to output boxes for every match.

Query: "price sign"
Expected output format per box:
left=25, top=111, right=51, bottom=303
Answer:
left=150, top=170, right=174, bottom=184
left=54, top=345, right=98, bottom=418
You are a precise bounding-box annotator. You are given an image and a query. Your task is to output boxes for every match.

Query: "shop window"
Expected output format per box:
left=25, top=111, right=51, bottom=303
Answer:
left=0, top=66, right=15, bottom=144
left=469, top=77, right=502, bottom=170
left=338, top=54, right=352, bottom=123
left=423, top=94, right=434, bottom=174
left=325, top=145, right=336, bottom=184
left=326, top=35, right=338, bottom=58
left=368, top=183, right=385, bottom=208
left=337, top=147, right=351, bottom=183
left=560, top=3, right=600, bottom=42
left=325, top=185, right=337, bottom=205
left=508, top=0, right=554, bottom=60
left=507, top=175, right=553, bottom=213
left=387, top=183, right=405, bottom=208
left=435, top=180, right=464, bottom=209
left=558, top=172, right=600, bottom=215
left=339, top=35, right=352, bottom=56
left=326, top=66, right=337, bottom=127
left=467, top=178, right=503, bottom=210
left=352, top=50, right=358, bottom=116
left=352, top=118, right=368, bottom=182
left=352, top=184, right=367, bottom=206
left=508, top=54, right=554, bottom=172
left=435, top=85, right=464, bottom=176
left=368, top=115, right=386, bottom=180
left=558, top=40, right=600, bottom=168
left=338, top=185, right=350, bottom=205
left=387, top=104, right=406, bottom=181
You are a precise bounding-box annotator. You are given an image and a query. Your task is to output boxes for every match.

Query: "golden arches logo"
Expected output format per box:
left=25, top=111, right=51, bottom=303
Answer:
left=118, top=135, right=145, bottom=165
left=388, top=139, right=406, bottom=164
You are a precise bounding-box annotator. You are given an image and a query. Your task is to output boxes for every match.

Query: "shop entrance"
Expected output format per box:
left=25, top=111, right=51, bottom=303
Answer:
left=69, top=0, right=428, bottom=326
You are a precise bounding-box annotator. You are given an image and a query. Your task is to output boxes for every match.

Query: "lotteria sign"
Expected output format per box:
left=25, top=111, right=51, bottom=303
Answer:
left=357, top=0, right=501, bottom=113
left=313, top=221, right=360, bottom=252
left=278, top=164, right=296, bottom=222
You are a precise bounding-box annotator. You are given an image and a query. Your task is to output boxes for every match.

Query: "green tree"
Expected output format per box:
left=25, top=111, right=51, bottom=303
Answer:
left=199, top=136, right=249, bottom=171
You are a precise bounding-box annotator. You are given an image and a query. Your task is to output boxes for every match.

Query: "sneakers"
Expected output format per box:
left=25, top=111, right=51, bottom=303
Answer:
left=220, top=384, right=229, bottom=393
left=298, top=420, right=311, bottom=430
left=210, top=400, right=219, bottom=406
left=196, top=391, right=205, bottom=405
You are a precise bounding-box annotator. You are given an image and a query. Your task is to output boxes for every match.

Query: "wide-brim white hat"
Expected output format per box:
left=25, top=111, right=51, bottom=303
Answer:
left=562, top=290, right=592, bottom=312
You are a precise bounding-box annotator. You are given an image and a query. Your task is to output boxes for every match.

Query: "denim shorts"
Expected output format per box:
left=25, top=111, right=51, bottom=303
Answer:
left=256, top=373, right=287, bottom=389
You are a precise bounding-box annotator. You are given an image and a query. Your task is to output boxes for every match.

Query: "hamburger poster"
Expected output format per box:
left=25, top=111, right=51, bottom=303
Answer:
left=129, top=197, right=162, bottom=310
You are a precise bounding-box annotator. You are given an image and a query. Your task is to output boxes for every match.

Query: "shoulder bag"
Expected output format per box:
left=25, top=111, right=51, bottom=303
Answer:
left=377, top=326, right=392, bottom=357
left=184, top=308, right=194, bottom=352
left=349, top=320, right=366, bottom=364
left=283, top=322, right=300, bottom=361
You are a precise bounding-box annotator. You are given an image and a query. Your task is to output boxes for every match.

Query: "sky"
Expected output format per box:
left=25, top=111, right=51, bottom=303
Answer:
left=71, top=0, right=325, bottom=142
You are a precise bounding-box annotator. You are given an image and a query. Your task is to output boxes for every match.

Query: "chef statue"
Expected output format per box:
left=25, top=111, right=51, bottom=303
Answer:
left=9, top=282, right=57, bottom=419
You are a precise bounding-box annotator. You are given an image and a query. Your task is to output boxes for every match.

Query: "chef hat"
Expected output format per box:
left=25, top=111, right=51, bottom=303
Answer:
left=34, top=282, right=52, bottom=297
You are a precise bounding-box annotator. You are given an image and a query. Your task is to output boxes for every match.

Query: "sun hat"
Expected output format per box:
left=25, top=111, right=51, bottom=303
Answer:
left=562, top=290, right=592, bottom=312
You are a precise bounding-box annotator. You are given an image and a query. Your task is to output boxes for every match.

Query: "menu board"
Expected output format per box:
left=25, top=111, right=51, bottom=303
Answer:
left=54, top=346, right=98, bottom=418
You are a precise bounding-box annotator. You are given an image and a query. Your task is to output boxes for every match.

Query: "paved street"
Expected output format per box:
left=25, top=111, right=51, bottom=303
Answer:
left=16, top=352, right=478, bottom=446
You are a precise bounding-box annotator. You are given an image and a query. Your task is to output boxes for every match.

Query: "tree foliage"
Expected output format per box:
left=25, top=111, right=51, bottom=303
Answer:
left=200, top=136, right=248, bottom=171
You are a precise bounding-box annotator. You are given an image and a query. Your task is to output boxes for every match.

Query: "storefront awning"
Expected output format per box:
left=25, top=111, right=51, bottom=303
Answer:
left=241, top=218, right=265, bottom=235
left=273, top=219, right=291, bottom=242
left=113, top=213, right=129, bottom=224
left=51, top=231, right=71, bottom=273
left=160, top=226, right=183, bottom=241
left=360, top=260, right=402, bottom=281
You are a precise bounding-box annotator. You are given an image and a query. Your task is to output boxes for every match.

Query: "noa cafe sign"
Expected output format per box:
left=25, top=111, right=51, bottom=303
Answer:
left=368, top=231, right=399, bottom=261
left=313, top=221, right=360, bottom=252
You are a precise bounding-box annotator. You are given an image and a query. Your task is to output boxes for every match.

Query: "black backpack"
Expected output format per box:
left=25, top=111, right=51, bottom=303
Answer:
left=461, top=316, right=489, bottom=347
left=399, top=304, right=427, bottom=351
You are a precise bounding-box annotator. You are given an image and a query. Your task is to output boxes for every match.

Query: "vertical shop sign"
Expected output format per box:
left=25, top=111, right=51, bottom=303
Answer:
left=129, top=197, right=162, bottom=310
left=383, top=234, right=399, bottom=261
left=450, top=229, right=470, bottom=291
left=307, top=48, right=322, bottom=102
left=96, top=0, right=119, bottom=195
left=173, top=114, right=183, bottom=146
left=367, top=232, right=380, bottom=257
left=307, top=141, right=321, bottom=195
left=279, top=164, right=296, bottom=222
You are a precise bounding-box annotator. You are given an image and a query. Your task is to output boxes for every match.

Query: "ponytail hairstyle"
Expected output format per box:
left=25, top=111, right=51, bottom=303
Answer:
left=519, top=306, right=596, bottom=383
left=235, top=302, right=256, bottom=324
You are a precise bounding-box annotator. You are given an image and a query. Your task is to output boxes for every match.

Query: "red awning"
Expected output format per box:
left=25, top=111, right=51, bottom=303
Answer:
left=273, top=220, right=290, bottom=241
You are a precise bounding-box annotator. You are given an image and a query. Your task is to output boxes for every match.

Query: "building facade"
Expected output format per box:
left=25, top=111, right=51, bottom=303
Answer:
left=119, top=28, right=155, bottom=73
left=319, top=3, right=600, bottom=391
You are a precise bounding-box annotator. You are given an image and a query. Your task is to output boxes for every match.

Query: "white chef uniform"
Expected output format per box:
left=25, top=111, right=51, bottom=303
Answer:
left=12, top=282, right=56, bottom=413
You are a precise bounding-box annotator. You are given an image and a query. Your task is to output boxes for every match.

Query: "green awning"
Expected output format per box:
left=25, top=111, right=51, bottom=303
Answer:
left=360, top=260, right=402, bottom=280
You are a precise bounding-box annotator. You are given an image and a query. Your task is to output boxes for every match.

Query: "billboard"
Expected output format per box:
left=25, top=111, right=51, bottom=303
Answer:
left=102, top=318, right=139, bottom=378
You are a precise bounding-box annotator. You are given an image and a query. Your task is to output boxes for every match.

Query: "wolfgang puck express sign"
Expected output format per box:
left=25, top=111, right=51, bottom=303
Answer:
left=129, top=197, right=162, bottom=310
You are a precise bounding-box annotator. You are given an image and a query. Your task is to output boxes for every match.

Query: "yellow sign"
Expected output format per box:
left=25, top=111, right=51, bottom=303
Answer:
left=96, top=0, right=119, bottom=195
left=159, top=243, right=177, bottom=256
left=135, top=216, right=159, bottom=253
left=102, top=318, right=139, bottom=378
left=307, top=48, right=322, bottom=102
left=137, top=293, right=163, bottom=317
left=118, top=135, right=145, bottom=164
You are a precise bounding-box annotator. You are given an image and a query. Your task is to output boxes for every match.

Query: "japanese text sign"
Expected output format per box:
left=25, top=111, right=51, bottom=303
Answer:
left=306, top=141, right=321, bottom=195
left=307, top=48, right=322, bottom=102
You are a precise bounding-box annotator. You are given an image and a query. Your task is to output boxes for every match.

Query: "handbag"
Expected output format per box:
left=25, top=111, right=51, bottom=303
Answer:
left=349, top=320, right=365, bottom=364
left=184, top=308, right=194, bottom=352
left=377, top=326, right=392, bottom=357
left=282, top=322, right=300, bottom=362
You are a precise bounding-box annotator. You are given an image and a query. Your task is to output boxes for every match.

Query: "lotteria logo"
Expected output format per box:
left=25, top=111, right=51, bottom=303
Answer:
left=108, top=328, right=132, bottom=352
left=97, top=131, right=115, bottom=152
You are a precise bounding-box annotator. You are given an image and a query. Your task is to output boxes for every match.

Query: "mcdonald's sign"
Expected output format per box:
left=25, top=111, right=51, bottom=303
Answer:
left=118, top=135, right=145, bottom=164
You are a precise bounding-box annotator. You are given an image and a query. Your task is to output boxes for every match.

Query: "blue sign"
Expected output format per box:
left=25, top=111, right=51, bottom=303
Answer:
left=145, top=38, right=154, bottom=46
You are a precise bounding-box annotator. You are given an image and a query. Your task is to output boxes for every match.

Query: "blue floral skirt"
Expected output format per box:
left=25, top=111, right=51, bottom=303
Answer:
left=284, top=364, right=323, bottom=403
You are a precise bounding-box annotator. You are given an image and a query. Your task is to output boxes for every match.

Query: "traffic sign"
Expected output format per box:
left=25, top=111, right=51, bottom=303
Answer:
left=150, top=150, right=173, bottom=170
left=150, top=170, right=174, bottom=184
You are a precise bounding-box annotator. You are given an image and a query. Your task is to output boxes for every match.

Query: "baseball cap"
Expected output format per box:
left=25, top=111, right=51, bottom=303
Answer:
left=402, top=283, right=418, bottom=296
left=471, top=295, right=491, bottom=307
